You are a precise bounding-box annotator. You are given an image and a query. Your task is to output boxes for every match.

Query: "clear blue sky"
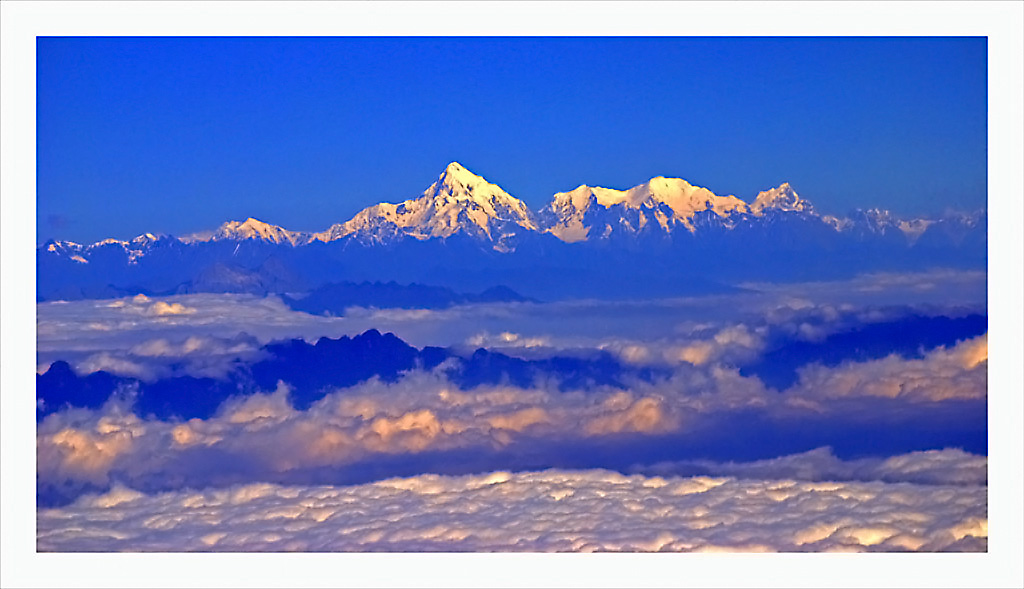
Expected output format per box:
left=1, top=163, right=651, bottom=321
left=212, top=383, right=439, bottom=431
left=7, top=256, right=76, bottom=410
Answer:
left=37, top=37, right=987, bottom=243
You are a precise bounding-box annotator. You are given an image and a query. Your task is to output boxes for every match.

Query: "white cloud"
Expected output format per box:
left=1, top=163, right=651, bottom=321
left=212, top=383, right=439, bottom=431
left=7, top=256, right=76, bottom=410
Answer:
left=36, top=331, right=988, bottom=495
left=739, top=269, right=986, bottom=308
left=603, top=323, right=767, bottom=367
left=146, top=301, right=195, bottom=316
left=583, top=394, right=677, bottom=435
left=36, top=270, right=986, bottom=374
left=637, top=446, right=988, bottom=487
left=34, top=277, right=989, bottom=512
left=37, top=409, right=147, bottom=485
left=36, top=374, right=690, bottom=490
left=50, top=334, right=264, bottom=381
left=36, top=468, right=986, bottom=552
left=37, top=294, right=349, bottom=362
left=465, top=331, right=552, bottom=349
left=76, top=353, right=156, bottom=380
left=788, top=334, right=987, bottom=402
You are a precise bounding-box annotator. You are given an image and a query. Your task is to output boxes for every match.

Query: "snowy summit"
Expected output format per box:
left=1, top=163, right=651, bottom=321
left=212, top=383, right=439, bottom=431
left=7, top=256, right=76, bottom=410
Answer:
left=213, top=218, right=312, bottom=246
left=40, top=162, right=982, bottom=257
left=540, top=177, right=750, bottom=242
left=314, top=162, right=537, bottom=246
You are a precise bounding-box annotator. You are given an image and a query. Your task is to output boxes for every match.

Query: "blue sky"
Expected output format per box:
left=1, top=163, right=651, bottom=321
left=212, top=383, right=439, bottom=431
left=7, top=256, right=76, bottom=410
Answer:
left=37, top=37, right=987, bottom=243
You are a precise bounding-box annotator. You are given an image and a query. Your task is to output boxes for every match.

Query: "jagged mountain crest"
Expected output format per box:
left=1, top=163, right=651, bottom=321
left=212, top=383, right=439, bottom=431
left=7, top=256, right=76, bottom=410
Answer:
left=539, top=176, right=754, bottom=242
left=750, top=183, right=813, bottom=215
left=212, top=217, right=312, bottom=246
left=39, top=163, right=984, bottom=256
left=314, top=162, right=537, bottom=247
left=41, top=232, right=179, bottom=265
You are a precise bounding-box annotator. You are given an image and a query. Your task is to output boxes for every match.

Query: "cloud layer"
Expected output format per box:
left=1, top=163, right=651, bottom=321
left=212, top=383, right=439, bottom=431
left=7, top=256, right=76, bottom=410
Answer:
left=33, top=270, right=990, bottom=552
left=37, top=270, right=986, bottom=377
left=635, top=446, right=988, bottom=487
left=37, top=467, right=987, bottom=552
left=36, top=330, right=987, bottom=504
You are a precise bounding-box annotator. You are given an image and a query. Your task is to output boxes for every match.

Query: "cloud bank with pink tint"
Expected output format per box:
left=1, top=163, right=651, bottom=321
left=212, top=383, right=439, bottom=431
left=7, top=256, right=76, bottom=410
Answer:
left=36, top=332, right=986, bottom=496
left=37, top=466, right=987, bottom=552
left=33, top=269, right=990, bottom=554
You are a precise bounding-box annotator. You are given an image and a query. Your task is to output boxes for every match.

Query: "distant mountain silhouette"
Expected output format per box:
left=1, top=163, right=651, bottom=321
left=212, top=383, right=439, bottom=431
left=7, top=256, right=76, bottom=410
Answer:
left=36, top=330, right=645, bottom=419
left=36, top=361, right=123, bottom=415
left=174, top=256, right=308, bottom=295
left=251, top=329, right=430, bottom=409
left=282, top=281, right=535, bottom=316
left=37, top=164, right=985, bottom=302
left=38, top=315, right=988, bottom=422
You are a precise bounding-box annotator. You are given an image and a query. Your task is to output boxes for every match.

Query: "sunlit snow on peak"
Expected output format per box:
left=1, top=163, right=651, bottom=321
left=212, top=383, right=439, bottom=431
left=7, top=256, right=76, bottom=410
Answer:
left=541, top=175, right=752, bottom=240
left=214, top=217, right=312, bottom=246
left=751, top=183, right=812, bottom=215
left=318, top=162, right=537, bottom=247
left=38, top=163, right=987, bottom=257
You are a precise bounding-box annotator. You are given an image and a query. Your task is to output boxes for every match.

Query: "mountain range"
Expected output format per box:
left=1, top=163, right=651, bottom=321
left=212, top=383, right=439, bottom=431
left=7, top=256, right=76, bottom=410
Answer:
left=35, top=329, right=641, bottom=420
left=37, top=312, right=987, bottom=422
left=38, top=162, right=986, bottom=301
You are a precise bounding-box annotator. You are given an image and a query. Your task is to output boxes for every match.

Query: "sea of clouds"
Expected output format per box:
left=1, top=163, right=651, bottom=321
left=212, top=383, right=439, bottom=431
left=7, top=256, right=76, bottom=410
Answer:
left=35, top=329, right=987, bottom=502
left=34, top=270, right=989, bottom=552
left=39, top=458, right=987, bottom=552
left=36, top=269, right=986, bottom=379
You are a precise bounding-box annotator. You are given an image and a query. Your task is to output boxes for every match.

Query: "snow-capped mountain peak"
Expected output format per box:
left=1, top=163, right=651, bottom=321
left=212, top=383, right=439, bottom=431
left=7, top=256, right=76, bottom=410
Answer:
left=424, top=162, right=535, bottom=224
left=838, top=208, right=937, bottom=243
left=212, top=218, right=312, bottom=246
left=549, top=177, right=730, bottom=213
left=43, top=239, right=83, bottom=254
left=436, top=161, right=485, bottom=191
left=540, top=176, right=751, bottom=241
left=316, top=162, right=537, bottom=247
left=129, top=232, right=163, bottom=247
left=639, top=176, right=749, bottom=220
left=750, top=183, right=812, bottom=215
left=39, top=164, right=985, bottom=266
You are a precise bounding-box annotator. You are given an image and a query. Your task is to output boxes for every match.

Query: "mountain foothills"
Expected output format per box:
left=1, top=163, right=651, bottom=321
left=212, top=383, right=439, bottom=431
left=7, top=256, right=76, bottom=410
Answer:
left=38, top=162, right=986, bottom=301
left=38, top=313, right=987, bottom=422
